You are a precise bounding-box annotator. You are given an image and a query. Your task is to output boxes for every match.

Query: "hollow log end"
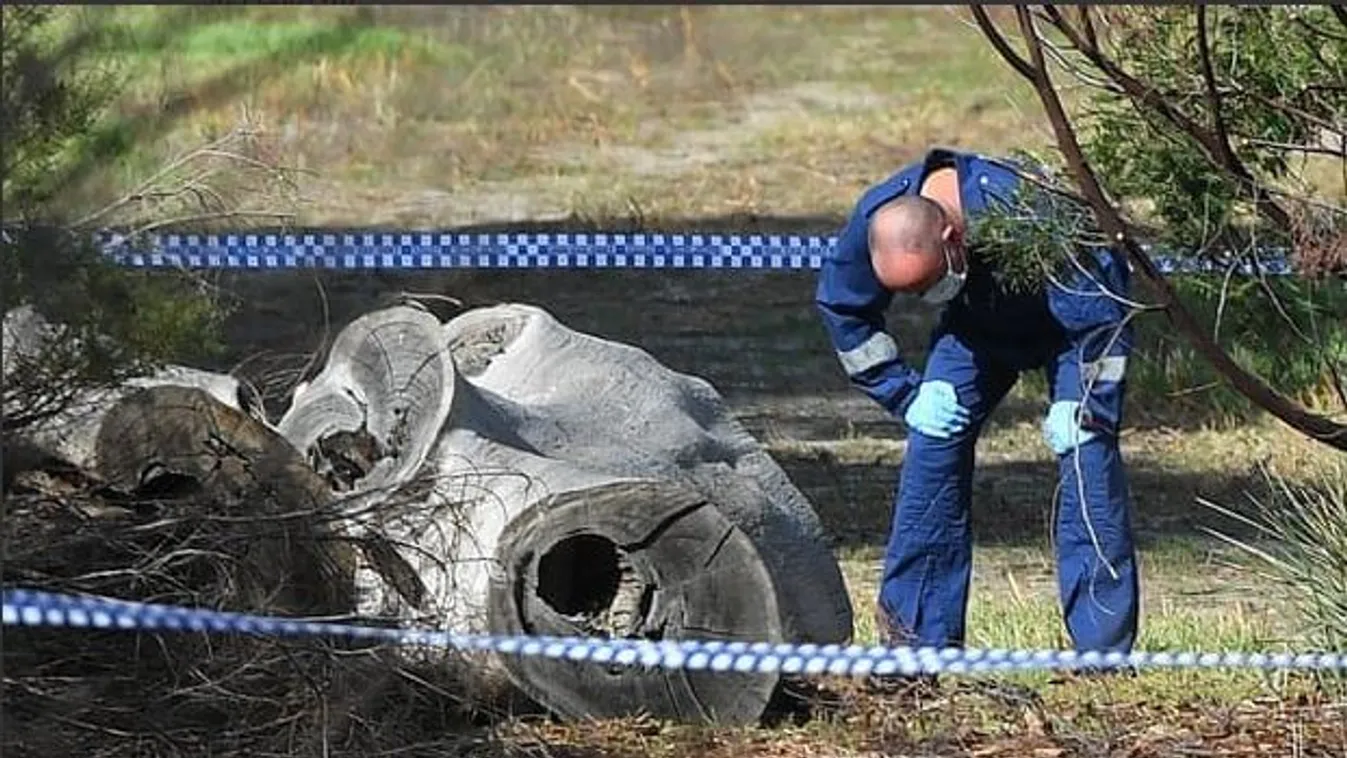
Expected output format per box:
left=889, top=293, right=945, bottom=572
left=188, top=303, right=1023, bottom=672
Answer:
left=92, top=384, right=358, bottom=616
left=487, top=479, right=785, bottom=726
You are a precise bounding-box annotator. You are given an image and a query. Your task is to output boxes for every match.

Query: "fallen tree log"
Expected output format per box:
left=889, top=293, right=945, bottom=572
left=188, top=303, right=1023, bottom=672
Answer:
left=3, top=305, right=355, bottom=617
left=277, top=302, right=854, bottom=725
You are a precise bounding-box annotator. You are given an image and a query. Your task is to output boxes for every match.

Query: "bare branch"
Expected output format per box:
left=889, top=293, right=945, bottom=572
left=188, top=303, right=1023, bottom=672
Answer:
left=1195, top=6, right=1239, bottom=170
left=1334, top=5, right=1347, bottom=31
left=1261, top=185, right=1347, bottom=218
left=1037, top=33, right=1126, bottom=93
left=1077, top=5, right=1099, bottom=49
left=1244, top=138, right=1347, bottom=158
left=970, top=6, right=1038, bottom=81
left=72, top=128, right=254, bottom=229
left=70, top=122, right=305, bottom=236
left=1292, top=13, right=1347, bottom=43
left=127, top=210, right=296, bottom=238
left=1237, top=89, right=1345, bottom=138
left=1327, top=354, right=1347, bottom=413
left=196, top=148, right=305, bottom=186
left=1239, top=205, right=1322, bottom=350
left=1212, top=257, right=1239, bottom=344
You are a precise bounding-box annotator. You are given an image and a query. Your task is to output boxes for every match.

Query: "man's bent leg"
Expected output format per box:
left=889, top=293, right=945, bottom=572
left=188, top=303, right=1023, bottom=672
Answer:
left=1046, top=323, right=1139, bottom=653
left=1054, top=436, right=1138, bottom=652
left=878, top=331, right=1017, bottom=648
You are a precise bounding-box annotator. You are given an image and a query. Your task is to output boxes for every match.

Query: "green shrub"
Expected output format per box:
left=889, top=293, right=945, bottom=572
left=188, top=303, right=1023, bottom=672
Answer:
left=1127, top=275, right=1347, bottom=426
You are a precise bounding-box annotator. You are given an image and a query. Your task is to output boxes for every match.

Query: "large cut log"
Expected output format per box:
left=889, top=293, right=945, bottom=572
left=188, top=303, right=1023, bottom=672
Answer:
left=446, top=304, right=853, bottom=646
left=276, top=302, right=854, bottom=725
left=93, top=385, right=357, bottom=615
left=3, top=306, right=354, bottom=617
left=487, top=479, right=785, bottom=725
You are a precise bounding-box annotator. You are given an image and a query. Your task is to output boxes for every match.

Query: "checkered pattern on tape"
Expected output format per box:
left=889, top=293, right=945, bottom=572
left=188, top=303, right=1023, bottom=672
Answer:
left=93, top=231, right=1294, bottom=274
left=5, top=588, right=1342, bottom=677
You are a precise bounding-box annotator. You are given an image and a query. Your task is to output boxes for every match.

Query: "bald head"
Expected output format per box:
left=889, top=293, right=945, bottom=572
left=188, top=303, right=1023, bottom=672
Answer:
left=866, top=195, right=954, bottom=292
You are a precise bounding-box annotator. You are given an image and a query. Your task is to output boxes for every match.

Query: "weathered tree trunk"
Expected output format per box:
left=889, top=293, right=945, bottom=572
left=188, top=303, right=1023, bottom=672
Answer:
left=92, top=385, right=356, bottom=615
left=277, top=303, right=854, bottom=725
left=3, top=306, right=355, bottom=617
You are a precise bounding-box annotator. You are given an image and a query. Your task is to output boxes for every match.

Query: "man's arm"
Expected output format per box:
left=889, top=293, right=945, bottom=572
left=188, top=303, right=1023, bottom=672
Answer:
left=814, top=210, right=924, bottom=416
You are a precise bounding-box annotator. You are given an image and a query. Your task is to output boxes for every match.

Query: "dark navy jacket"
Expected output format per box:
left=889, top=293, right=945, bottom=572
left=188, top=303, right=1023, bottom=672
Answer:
left=815, top=147, right=1128, bottom=417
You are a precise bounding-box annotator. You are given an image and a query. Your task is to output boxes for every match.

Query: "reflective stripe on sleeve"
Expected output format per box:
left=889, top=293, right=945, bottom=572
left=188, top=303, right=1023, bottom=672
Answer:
left=837, top=331, right=899, bottom=376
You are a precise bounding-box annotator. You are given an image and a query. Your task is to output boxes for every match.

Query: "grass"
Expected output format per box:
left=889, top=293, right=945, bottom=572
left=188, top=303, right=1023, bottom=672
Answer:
left=52, top=5, right=1038, bottom=227
left=20, top=4, right=1347, bottom=756
left=756, top=414, right=1345, bottom=754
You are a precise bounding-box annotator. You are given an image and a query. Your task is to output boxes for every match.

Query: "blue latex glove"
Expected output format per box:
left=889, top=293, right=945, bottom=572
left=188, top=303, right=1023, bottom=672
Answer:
left=903, top=380, right=971, bottom=439
left=1043, top=400, right=1098, bottom=455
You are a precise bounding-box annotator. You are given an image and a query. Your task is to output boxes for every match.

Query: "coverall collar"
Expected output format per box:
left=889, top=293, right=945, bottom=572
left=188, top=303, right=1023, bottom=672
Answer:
left=916, top=147, right=994, bottom=222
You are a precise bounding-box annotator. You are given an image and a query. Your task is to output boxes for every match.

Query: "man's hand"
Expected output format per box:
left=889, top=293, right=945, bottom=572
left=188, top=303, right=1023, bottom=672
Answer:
left=903, top=380, right=971, bottom=439
left=1043, top=400, right=1098, bottom=455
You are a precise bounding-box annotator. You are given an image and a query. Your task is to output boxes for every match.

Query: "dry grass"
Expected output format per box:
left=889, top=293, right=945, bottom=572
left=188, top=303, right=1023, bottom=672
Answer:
left=496, top=684, right=1347, bottom=758
left=57, top=6, right=1038, bottom=228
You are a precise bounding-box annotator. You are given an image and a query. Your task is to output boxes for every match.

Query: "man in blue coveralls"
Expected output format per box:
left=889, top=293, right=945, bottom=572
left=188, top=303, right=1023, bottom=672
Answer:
left=816, top=146, right=1138, bottom=658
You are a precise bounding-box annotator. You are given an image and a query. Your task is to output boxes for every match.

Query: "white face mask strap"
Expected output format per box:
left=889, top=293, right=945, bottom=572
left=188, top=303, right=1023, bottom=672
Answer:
left=920, top=242, right=967, bottom=304
left=943, top=235, right=968, bottom=278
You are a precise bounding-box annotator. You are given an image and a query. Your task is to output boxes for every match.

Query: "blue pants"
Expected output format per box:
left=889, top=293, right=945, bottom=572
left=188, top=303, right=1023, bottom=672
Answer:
left=877, top=295, right=1139, bottom=653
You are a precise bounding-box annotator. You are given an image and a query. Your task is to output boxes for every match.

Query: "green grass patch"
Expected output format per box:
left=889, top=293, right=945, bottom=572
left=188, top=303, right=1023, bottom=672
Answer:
left=60, top=7, right=445, bottom=98
left=102, top=16, right=405, bottom=61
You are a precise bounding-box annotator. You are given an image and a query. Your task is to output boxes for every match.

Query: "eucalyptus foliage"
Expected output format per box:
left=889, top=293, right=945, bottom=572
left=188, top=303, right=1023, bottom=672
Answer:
left=971, top=6, right=1346, bottom=423
left=969, top=152, right=1114, bottom=296
left=1080, top=5, right=1344, bottom=265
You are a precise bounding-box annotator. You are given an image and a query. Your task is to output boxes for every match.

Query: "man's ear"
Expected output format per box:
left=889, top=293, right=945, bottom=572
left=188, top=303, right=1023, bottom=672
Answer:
left=941, top=223, right=961, bottom=245
left=941, top=223, right=969, bottom=273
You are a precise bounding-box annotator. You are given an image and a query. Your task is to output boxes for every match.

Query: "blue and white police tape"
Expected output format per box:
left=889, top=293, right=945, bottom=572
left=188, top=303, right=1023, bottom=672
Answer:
left=93, top=230, right=1294, bottom=275
left=6, top=587, right=1345, bottom=677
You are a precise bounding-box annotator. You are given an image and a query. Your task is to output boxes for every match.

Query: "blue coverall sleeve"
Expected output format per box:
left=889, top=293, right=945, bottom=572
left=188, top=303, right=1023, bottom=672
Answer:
left=814, top=210, right=924, bottom=416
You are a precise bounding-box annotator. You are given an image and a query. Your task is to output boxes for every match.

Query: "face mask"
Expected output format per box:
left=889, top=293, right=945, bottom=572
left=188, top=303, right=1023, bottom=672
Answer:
left=920, top=241, right=967, bottom=305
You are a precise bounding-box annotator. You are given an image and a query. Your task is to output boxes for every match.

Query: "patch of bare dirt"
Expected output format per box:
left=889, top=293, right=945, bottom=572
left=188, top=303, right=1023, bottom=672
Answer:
left=540, top=82, right=886, bottom=178
left=296, top=81, right=889, bottom=228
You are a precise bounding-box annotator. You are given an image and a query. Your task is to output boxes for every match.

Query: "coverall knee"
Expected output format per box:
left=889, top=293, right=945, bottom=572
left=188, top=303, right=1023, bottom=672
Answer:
left=877, top=331, right=1017, bottom=648
left=1045, top=318, right=1139, bottom=653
